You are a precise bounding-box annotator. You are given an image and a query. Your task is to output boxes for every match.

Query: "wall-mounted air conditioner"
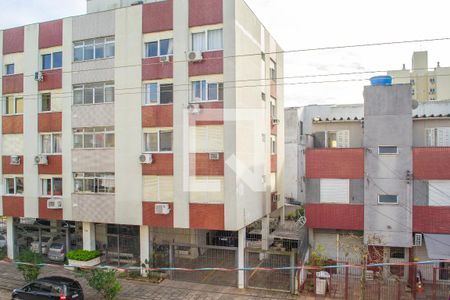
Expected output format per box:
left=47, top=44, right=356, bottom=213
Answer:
left=272, top=118, right=280, bottom=125
left=34, top=155, right=48, bottom=165
left=154, top=203, right=170, bottom=215
left=159, top=55, right=170, bottom=63
left=187, top=103, right=201, bottom=114
left=10, top=155, right=20, bottom=165
left=47, top=198, right=62, bottom=209
left=209, top=152, right=220, bottom=160
left=413, top=233, right=423, bottom=247
left=139, top=153, right=153, bottom=164
left=187, top=51, right=203, bottom=62
left=34, top=71, right=44, bottom=82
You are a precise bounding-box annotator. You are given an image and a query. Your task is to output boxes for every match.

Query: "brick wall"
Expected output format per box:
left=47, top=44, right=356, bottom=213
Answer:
left=38, top=69, right=62, bottom=91
left=39, top=198, right=63, bottom=220
left=142, top=0, right=173, bottom=33
left=2, top=156, right=23, bottom=174
left=142, top=105, right=173, bottom=128
left=413, top=147, right=450, bottom=179
left=189, top=51, right=223, bottom=77
left=3, top=27, right=24, bottom=54
left=189, top=153, right=224, bottom=176
left=142, top=202, right=173, bottom=228
left=2, top=196, right=24, bottom=217
left=189, top=203, right=224, bottom=230
left=39, top=19, right=63, bottom=49
left=2, top=115, right=23, bottom=134
left=142, top=153, right=173, bottom=176
left=189, top=0, right=223, bottom=27
left=2, top=74, right=24, bottom=94
left=306, top=148, right=364, bottom=179
left=142, top=57, right=173, bottom=81
left=38, top=155, right=62, bottom=175
left=413, top=206, right=450, bottom=234
left=38, top=112, right=62, bottom=132
left=305, top=203, right=364, bottom=230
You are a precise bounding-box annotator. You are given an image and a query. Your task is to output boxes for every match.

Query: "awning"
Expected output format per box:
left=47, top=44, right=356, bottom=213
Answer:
left=424, top=234, right=450, bottom=259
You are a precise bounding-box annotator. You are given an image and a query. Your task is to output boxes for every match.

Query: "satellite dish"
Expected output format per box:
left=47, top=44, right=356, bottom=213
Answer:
left=412, top=100, right=419, bottom=110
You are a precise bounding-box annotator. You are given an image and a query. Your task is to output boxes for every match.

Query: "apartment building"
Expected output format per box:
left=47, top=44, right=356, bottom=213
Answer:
left=0, top=0, right=284, bottom=287
left=286, top=83, right=450, bottom=281
left=388, top=51, right=450, bottom=102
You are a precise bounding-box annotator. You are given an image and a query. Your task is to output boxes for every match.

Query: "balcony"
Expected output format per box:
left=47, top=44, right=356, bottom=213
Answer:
left=305, top=148, right=364, bottom=179
left=305, top=203, right=364, bottom=230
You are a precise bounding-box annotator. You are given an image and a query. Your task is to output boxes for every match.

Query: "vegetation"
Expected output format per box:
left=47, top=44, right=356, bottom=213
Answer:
left=67, top=249, right=101, bottom=261
left=80, top=268, right=122, bottom=300
left=16, top=249, right=43, bottom=282
left=306, top=244, right=329, bottom=267
left=0, top=247, right=6, bottom=260
left=285, top=207, right=305, bottom=221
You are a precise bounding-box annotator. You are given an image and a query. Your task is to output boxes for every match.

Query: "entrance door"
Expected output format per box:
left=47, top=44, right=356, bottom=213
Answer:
left=106, top=234, right=120, bottom=266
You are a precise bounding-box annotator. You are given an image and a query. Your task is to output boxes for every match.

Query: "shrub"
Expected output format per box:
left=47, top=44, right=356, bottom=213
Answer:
left=67, top=249, right=101, bottom=261
left=16, top=249, right=43, bottom=282
left=0, top=247, right=6, bottom=260
left=81, top=268, right=122, bottom=300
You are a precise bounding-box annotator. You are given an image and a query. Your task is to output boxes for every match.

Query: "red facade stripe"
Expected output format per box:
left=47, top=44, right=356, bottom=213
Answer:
left=189, top=102, right=223, bottom=126
left=2, top=196, right=24, bottom=217
left=271, top=155, right=277, bottom=173
left=189, top=203, right=224, bottom=230
left=3, top=27, right=24, bottom=54
left=142, top=0, right=173, bottom=33
left=38, top=69, right=62, bottom=91
left=2, top=74, right=24, bottom=95
left=305, top=148, right=364, bottom=179
left=142, top=153, right=174, bottom=176
left=38, top=155, right=62, bottom=175
left=39, top=198, right=63, bottom=220
left=305, top=203, right=364, bottom=230
left=142, top=202, right=174, bottom=228
left=142, top=58, right=173, bottom=81
left=39, top=19, right=63, bottom=49
left=189, top=0, right=223, bottom=27
left=188, top=51, right=223, bottom=77
left=2, top=115, right=23, bottom=134
left=413, top=206, right=450, bottom=234
left=2, top=156, right=23, bottom=174
left=270, top=81, right=277, bottom=99
left=38, top=112, right=62, bottom=132
left=142, top=105, right=173, bottom=127
left=189, top=153, right=224, bottom=176
left=413, top=147, right=450, bottom=179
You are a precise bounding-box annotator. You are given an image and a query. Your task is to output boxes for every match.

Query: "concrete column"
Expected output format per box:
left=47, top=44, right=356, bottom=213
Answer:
left=260, top=216, right=270, bottom=260
left=140, top=225, right=149, bottom=276
left=6, top=217, right=15, bottom=259
left=238, top=227, right=246, bottom=288
left=149, top=227, right=154, bottom=262
left=82, top=222, right=96, bottom=251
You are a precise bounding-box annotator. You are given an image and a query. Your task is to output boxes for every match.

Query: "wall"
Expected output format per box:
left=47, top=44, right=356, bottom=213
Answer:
left=413, top=119, right=450, bottom=147
left=284, top=108, right=300, bottom=202
left=305, top=179, right=363, bottom=204
left=0, top=30, right=3, bottom=215
left=311, top=122, right=363, bottom=148
left=72, top=10, right=115, bottom=41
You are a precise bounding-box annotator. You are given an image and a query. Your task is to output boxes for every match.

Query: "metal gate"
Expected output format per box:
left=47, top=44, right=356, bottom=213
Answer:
left=105, top=225, right=140, bottom=267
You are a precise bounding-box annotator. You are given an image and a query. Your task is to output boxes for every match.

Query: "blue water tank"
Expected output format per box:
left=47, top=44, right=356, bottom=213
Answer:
left=370, top=75, right=392, bottom=86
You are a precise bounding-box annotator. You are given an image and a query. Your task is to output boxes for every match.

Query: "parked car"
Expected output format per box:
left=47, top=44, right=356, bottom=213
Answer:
left=0, top=234, right=6, bottom=248
left=12, top=276, right=84, bottom=300
left=47, top=242, right=66, bottom=262
left=30, top=236, right=55, bottom=254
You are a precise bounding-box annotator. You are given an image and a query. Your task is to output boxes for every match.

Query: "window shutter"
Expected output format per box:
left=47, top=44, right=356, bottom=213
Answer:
left=426, top=128, right=436, bottom=146
left=207, top=177, right=224, bottom=203
left=207, top=126, right=224, bottom=152
left=337, top=130, right=350, bottom=148
left=143, top=176, right=159, bottom=201
left=320, top=179, right=350, bottom=203
left=190, top=177, right=208, bottom=203
left=429, top=180, right=450, bottom=206
left=159, top=176, right=173, bottom=202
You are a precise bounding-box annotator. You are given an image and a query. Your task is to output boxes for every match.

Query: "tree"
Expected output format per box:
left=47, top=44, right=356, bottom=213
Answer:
left=16, top=249, right=43, bottom=282
left=81, top=268, right=122, bottom=300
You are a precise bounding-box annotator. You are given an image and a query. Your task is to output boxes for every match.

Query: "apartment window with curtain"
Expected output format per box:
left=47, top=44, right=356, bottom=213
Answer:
left=40, top=133, right=62, bottom=154
left=143, top=130, right=173, bottom=153
left=73, top=82, right=114, bottom=105
left=74, top=173, right=115, bottom=194
left=145, top=39, right=173, bottom=57
left=5, top=64, right=15, bottom=75
left=192, top=29, right=223, bottom=52
left=144, top=83, right=173, bottom=105
left=4, top=96, right=24, bottom=115
left=426, top=127, right=450, bottom=146
left=40, top=93, right=51, bottom=112
left=40, top=177, right=63, bottom=197
left=74, top=37, right=115, bottom=62
left=4, top=176, right=24, bottom=195
left=73, top=127, right=114, bottom=149
left=191, top=80, right=223, bottom=102
left=42, top=52, right=62, bottom=70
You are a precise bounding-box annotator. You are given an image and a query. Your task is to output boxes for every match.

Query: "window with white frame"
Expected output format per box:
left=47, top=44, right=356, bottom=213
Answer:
left=40, top=133, right=62, bottom=154
left=40, top=177, right=63, bottom=197
left=270, top=59, right=277, bottom=81
left=74, top=173, right=115, bottom=194
left=426, top=127, right=450, bottom=146
left=4, top=96, right=23, bottom=115
left=73, top=127, right=114, bottom=149
left=40, top=93, right=51, bottom=112
left=145, top=38, right=173, bottom=57
left=378, top=194, right=398, bottom=204
left=191, top=29, right=223, bottom=52
left=42, top=52, right=62, bottom=70
left=325, top=130, right=349, bottom=148
left=73, top=37, right=114, bottom=62
left=5, top=64, right=15, bottom=75
left=378, top=146, right=398, bottom=155
left=73, top=82, right=114, bottom=105
left=271, top=135, right=277, bottom=154
left=143, top=130, right=173, bottom=152
left=270, top=98, right=277, bottom=118
left=4, top=176, right=24, bottom=195
left=191, top=80, right=223, bottom=102
left=144, top=83, right=173, bottom=105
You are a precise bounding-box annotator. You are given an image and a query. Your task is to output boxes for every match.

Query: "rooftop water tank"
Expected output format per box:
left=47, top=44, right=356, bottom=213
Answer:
left=370, top=75, right=392, bottom=86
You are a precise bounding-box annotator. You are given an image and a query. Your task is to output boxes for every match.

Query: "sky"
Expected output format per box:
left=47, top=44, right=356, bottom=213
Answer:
left=1, top=0, right=450, bottom=107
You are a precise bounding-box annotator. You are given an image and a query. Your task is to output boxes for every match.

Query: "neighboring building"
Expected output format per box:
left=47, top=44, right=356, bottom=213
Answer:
left=286, top=86, right=450, bottom=281
left=0, top=0, right=284, bottom=288
left=388, top=51, right=450, bottom=102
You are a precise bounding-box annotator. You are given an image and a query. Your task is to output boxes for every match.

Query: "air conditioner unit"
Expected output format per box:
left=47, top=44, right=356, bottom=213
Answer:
left=139, top=153, right=153, bottom=164
left=34, top=155, right=48, bottom=165
left=10, top=155, right=20, bottom=165
left=272, top=118, right=280, bottom=125
left=34, top=71, right=44, bottom=82
left=154, top=203, right=170, bottom=215
left=159, top=55, right=170, bottom=63
left=187, top=51, right=203, bottom=62
left=47, top=198, right=63, bottom=209
left=187, top=103, right=201, bottom=114
left=413, top=233, right=423, bottom=247
left=209, top=152, right=220, bottom=160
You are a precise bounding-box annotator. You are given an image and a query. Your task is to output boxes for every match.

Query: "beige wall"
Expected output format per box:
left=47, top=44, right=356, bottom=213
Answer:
left=72, top=10, right=115, bottom=41
left=2, top=53, right=24, bottom=76
left=312, top=122, right=363, bottom=148
left=413, top=118, right=450, bottom=147
left=72, top=103, right=114, bottom=128
left=72, top=58, right=115, bottom=84
left=72, top=149, right=115, bottom=172
left=72, top=193, right=115, bottom=223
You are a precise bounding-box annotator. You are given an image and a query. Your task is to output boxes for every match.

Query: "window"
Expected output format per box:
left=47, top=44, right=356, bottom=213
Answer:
left=261, top=92, right=266, bottom=101
left=4, top=176, right=24, bottom=195
left=270, top=59, right=277, bottom=81
left=378, top=146, right=398, bottom=154
left=73, top=37, right=115, bottom=62
left=4, top=96, right=23, bottom=115
left=73, top=127, right=114, bottom=149
left=430, top=77, right=436, bottom=84
left=144, top=83, right=173, bottom=105
left=378, top=194, right=398, bottom=204
left=42, top=52, right=62, bottom=70
left=189, top=126, right=224, bottom=153
left=321, top=130, right=349, bottom=148
left=390, top=247, right=405, bottom=259
left=41, top=177, right=63, bottom=197
left=74, top=173, right=115, bottom=194
left=40, top=93, right=51, bottom=112
left=191, top=80, right=223, bottom=102
left=429, top=88, right=436, bottom=95
left=191, top=29, right=223, bottom=52
left=271, top=135, right=277, bottom=154
left=40, top=133, right=62, bottom=154
left=144, top=130, right=173, bottom=152
left=5, top=64, right=14, bottom=75
left=143, top=176, right=174, bottom=202
left=410, top=79, right=415, bottom=85
left=73, top=82, right=114, bottom=105
left=428, top=180, right=450, bottom=206
left=145, top=39, right=173, bottom=57
left=270, top=98, right=277, bottom=118
left=426, top=128, right=450, bottom=146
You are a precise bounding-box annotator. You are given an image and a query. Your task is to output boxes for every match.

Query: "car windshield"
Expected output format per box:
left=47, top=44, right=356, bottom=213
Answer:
left=49, top=243, right=63, bottom=249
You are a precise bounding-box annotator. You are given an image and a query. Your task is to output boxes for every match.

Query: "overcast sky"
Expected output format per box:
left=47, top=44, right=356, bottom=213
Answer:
left=1, top=0, right=450, bottom=107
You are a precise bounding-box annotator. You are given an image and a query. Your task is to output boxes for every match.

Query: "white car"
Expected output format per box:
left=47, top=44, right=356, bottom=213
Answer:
left=0, top=235, right=6, bottom=248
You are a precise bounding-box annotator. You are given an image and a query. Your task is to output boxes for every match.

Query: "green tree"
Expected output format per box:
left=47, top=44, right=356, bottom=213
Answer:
left=16, top=249, right=43, bottom=282
left=81, top=268, right=122, bottom=300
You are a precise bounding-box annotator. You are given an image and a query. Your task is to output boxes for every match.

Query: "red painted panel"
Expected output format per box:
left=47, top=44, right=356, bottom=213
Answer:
left=271, top=120, right=277, bottom=136
left=142, top=153, right=173, bottom=176
left=2, top=115, right=23, bottom=134
left=2, top=156, right=23, bottom=174
left=39, top=19, right=63, bottom=49
left=38, top=112, right=62, bottom=132
left=142, top=202, right=173, bottom=228
left=189, top=102, right=223, bottom=126
left=3, top=27, right=24, bottom=54
left=189, top=203, right=224, bottom=230
left=189, top=0, right=223, bottom=27
left=38, top=155, right=62, bottom=175
left=270, top=81, right=277, bottom=98
left=2, top=196, right=24, bottom=217
left=142, top=105, right=173, bottom=127
left=188, top=51, right=223, bottom=77
left=142, top=57, right=173, bottom=81
left=305, top=203, right=364, bottom=230
left=38, top=69, right=62, bottom=91
left=271, top=155, right=277, bottom=173
left=2, top=74, right=24, bottom=94
left=142, top=0, right=173, bottom=33
left=189, top=153, right=224, bottom=176
left=413, top=147, right=450, bottom=179
left=39, top=198, right=63, bottom=220
left=305, top=148, right=364, bottom=179
left=413, top=206, right=450, bottom=234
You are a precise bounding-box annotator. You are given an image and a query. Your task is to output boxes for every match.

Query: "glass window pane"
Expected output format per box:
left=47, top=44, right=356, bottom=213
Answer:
left=192, top=81, right=201, bottom=101
left=84, top=134, right=94, bottom=148
left=95, top=133, right=105, bottom=148
left=105, top=86, right=114, bottom=103
left=15, top=98, right=24, bottom=114
left=73, top=134, right=83, bottom=148
left=84, top=40, right=94, bottom=60
left=53, top=52, right=62, bottom=68
left=41, top=135, right=52, bottom=153
left=42, top=54, right=52, bottom=70
left=207, top=29, right=223, bottom=50
left=159, top=39, right=173, bottom=56
left=94, top=85, right=104, bottom=104
left=144, top=133, right=158, bottom=152
left=6, top=64, right=14, bottom=75
left=53, top=134, right=62, bottom=153
left=146, top=42, right=158, bottom=57
left=192, top=32, right=205, bottom=52
left=53, top=178, right=63, bottom=196
left=6, top=96, right=14, bottom=115
left=94, top=39, right=105, bottom=59
left=201, top=80, right=207, bottom=100
left=74, top=45, right=83, bottom=62
left=378, top=146, right=398, bottom=154
left=327, top=132, right=337, bottom=148
left=105, top=41, right=115, bottom=57
left=379, top=195, right=398, bottom=204
left=84, top=87, right=94, bottom=104
left=160, top=84, right=173, bottom=104
left=74, top=178, right=84, bottom=192
left=41, top=179, right=51, bottom=196
left=218, top=83, right=224, bottom=100
left=208, top=83, right=218, bottom=100
left=41, top=94, right=51, bottom=112
left=160, top=131, right=172, bottom=152
left=85, top=178, right=95, bottom=193
left=105, top=133, right=115, bottom=147
left=5, top=178, right=15, bottom=194
left=16, top=177, right=24, bottom=194
left=146, top=83, right=158, bottom=104
left=73, top=89, right=83, bottom=105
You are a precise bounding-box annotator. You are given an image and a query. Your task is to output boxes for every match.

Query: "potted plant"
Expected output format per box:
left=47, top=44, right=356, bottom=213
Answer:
left=67, top=249, right=101, bottom=268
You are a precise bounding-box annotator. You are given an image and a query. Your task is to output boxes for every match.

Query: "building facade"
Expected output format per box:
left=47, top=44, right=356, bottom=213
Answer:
left=0, top=0, right=284, bottom=288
